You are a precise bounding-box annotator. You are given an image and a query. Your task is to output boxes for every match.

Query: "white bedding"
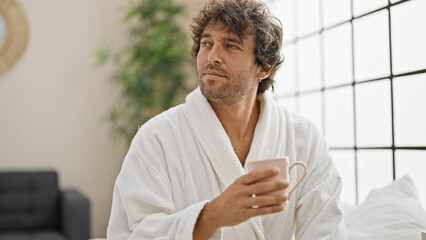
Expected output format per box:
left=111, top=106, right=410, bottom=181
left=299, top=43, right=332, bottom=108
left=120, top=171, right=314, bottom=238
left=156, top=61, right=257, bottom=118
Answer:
left=344, top=176, right=426, bottom=240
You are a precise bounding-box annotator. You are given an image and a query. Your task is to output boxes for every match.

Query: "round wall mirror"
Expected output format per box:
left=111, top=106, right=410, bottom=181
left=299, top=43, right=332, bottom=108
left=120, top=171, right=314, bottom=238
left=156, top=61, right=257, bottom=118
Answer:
left=0, top=15, right=7, bottom=49
left=0, top=0, right=29, bottom=75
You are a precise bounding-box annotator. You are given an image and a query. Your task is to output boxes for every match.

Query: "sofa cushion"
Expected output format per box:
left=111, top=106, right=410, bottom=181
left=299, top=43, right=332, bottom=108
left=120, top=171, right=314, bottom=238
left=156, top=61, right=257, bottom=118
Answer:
left=0, top=171, right=60, bottom=231
left=0, top=230, right=66, bottom=240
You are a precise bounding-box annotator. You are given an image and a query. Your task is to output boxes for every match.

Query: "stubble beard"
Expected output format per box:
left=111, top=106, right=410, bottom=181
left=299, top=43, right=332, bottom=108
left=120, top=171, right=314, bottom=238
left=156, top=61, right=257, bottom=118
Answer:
left=198, top=66, right=256, bottom=106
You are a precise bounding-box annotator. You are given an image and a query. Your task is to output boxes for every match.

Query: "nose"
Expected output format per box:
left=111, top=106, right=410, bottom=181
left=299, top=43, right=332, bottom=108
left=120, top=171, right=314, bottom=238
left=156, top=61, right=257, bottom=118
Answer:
left=207, top=45, right=223, bottom=65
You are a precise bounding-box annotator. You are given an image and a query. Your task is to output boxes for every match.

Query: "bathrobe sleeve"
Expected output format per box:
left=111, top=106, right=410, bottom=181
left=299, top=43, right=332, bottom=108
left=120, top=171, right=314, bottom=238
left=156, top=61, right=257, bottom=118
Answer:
left=106, top=121, right=218, bottom=240
left=293, top=121, right=347, bottom=240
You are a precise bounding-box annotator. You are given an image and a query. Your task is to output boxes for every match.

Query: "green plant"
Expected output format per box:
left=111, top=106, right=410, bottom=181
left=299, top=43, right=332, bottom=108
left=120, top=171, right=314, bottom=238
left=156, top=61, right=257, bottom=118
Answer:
left=96, top=0, right=193, bottom=146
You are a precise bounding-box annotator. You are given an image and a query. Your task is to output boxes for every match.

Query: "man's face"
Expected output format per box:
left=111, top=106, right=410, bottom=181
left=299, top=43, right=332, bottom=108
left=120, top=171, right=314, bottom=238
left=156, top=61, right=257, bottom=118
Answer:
left=197, top=21, right=264, bottom=106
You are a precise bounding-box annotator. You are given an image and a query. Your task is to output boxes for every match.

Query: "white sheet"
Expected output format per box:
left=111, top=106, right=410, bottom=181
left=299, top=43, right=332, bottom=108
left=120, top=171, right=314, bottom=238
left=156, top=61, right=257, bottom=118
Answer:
left=345, top=175, right=426, bottom=240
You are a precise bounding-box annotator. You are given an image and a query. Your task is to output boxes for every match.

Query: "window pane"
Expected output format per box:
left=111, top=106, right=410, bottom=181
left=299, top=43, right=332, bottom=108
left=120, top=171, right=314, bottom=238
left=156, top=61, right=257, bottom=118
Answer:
left=391, top=0, right=426, bottom=74
left=323, top=23, right=353, bottom=87
left=297, top=0, right=321, bottom=37
left=322, top=0, right=351, bottom=27
left=275, top=44, right=296, bottom=96
left=299, top=92, right=323, bottom=133
left=358, top=150, right=393, bottom=203
left=330, top=150, right=356, bottom=205
left=353, top=10, right=390, bottom=81
left=353, top=0, right=387, bottom=17
left=270, top=0, right=296, bottom=42
left=324, top=86, right=354, bottom=147
left=355, top=80, right=392, bottom=147
left=393, top=74, right=426, bottom=146
left=396, top=150, right=426, bottom=208
left=298, top=35, right=322, bottom=91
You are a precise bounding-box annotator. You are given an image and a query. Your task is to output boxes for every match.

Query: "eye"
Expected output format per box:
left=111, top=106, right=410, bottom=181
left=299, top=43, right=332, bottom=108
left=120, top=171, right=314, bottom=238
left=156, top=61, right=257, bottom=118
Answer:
left=201, top=41, right=211, bottom=47
left=227, top=44, right=237, bottom=49
left=226, top=44, right=241, bottom=50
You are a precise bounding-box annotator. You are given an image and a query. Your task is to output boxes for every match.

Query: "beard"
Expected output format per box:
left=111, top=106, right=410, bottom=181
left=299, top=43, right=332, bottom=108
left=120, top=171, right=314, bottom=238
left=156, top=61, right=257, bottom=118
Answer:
left=198, top=64, right=257, bottom=106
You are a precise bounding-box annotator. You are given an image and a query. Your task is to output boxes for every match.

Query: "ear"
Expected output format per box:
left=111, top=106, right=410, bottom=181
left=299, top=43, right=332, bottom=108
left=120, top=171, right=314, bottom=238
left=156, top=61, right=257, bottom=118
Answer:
left=257, top=67, right=271, bottom=81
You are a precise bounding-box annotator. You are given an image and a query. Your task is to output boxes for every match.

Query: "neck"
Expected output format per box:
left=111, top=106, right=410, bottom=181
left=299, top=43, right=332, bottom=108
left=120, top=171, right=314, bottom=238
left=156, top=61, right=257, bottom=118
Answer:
left=209, top=91, right=260, bottom=142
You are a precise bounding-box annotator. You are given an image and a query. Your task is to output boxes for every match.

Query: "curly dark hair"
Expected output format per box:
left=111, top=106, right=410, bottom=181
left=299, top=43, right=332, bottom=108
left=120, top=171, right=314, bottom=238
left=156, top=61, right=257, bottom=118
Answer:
left=190, top=0, right=283, bottom=93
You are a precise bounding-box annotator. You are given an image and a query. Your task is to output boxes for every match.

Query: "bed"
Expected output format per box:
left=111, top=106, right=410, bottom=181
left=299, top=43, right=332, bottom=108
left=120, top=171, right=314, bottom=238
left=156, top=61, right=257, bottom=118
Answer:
left=342, top=175, right=426, bottom=240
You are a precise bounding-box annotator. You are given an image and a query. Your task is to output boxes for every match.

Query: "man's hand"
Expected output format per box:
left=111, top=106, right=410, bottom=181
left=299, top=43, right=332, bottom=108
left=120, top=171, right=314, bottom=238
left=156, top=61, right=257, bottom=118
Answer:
left=193, top=168, right=289, bottom=240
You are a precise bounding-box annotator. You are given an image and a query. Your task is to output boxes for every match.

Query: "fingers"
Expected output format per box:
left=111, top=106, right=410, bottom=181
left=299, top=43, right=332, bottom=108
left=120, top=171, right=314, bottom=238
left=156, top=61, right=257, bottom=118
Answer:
left=245, top=180, right=289, bottom=196
left=239, top=168, right=280, bottom=185
left=207, top=169, right=289, bottom=228
left=232, top=194, right=286, bottom=221
left=244, top=193, right=288, bottom=208
left=246, top=204, right=285, bottom=217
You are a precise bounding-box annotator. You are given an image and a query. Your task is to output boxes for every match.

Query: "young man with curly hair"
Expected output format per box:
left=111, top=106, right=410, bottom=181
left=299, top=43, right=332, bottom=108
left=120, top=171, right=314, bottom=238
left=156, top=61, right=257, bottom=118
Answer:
left=107, top=0, right=347, bottom=239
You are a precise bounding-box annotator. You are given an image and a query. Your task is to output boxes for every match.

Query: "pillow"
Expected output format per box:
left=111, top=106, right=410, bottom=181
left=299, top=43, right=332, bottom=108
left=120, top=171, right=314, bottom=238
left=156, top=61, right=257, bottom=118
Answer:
left=345, top=175, right=426, bottom=240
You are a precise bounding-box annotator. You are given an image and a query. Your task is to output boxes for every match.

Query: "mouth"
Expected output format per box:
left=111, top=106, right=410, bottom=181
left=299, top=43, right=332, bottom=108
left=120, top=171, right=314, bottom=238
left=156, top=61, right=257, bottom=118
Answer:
left=202, top=71, right=226, bottom=78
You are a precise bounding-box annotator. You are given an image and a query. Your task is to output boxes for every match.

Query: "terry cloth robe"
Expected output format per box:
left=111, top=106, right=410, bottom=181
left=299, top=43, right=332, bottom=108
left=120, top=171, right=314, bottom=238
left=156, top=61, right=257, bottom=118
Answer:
left=107, top=88, right=347, bottom=240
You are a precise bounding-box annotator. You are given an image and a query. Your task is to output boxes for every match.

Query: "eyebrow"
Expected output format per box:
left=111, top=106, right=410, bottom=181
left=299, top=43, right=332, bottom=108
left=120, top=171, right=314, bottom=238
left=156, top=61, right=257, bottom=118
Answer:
left=200, top=33, right=243, bottom=45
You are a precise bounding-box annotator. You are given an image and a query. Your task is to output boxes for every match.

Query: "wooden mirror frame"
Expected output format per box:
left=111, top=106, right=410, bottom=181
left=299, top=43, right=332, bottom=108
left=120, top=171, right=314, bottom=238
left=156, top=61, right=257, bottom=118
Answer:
left=0, top=0, right=29, bottom=74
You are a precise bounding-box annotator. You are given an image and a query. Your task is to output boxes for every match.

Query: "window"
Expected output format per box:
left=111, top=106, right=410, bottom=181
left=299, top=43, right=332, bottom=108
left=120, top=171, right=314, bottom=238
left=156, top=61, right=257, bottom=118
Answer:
left=268, top=0, right=426, bottom=205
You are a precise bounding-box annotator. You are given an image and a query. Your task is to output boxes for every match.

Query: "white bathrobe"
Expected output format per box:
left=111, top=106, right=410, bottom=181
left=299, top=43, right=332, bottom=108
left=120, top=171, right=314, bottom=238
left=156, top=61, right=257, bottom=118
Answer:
left=107, top=88, right=347, bottom=240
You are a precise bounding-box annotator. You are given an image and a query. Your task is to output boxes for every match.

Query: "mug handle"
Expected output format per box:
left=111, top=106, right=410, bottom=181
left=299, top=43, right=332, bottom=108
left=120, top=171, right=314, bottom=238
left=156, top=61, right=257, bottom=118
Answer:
left=288, top=161, right=307, bottom=199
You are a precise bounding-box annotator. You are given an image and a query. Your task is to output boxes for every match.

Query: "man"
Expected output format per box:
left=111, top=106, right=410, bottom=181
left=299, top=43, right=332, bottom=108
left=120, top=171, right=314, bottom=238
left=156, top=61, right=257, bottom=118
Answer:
left=107, top=0, right=346, bottom=239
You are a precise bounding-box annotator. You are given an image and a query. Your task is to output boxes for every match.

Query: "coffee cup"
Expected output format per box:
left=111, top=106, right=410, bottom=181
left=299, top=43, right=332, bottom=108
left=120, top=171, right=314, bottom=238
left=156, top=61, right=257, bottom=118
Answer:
left=246, top=157, right=307, bottom=199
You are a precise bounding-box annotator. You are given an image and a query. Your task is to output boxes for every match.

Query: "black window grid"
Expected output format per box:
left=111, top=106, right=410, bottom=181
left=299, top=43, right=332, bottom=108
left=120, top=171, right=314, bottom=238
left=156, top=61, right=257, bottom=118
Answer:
left=272, top=0, right=426, bottom=204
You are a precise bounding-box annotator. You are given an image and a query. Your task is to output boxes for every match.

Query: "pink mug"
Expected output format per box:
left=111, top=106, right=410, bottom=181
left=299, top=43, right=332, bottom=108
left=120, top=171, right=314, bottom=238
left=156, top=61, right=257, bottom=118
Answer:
left=246, top=157, right=307, bottom=199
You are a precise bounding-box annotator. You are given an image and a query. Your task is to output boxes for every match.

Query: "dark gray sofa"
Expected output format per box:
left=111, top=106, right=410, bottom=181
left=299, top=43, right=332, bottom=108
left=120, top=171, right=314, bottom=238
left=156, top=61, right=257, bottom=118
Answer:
left=0, top=171, right=90, bottom=240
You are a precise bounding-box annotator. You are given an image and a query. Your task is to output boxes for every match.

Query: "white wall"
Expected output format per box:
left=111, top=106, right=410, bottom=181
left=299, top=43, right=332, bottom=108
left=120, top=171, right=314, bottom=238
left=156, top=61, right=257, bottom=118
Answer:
left=0, top=0, right=203, bottom=237
left=0, top=0, right=126, bottom=237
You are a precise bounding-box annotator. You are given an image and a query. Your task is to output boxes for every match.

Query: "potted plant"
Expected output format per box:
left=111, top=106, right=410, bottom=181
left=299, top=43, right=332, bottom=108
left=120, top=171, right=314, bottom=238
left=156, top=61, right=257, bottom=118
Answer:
left=96, top=0, right=193, bottom=146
